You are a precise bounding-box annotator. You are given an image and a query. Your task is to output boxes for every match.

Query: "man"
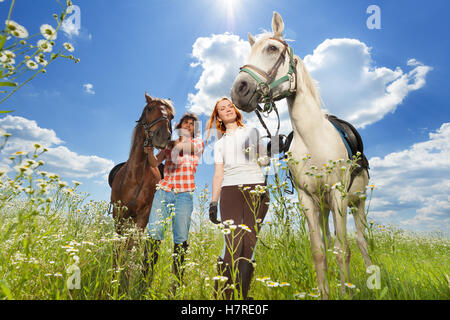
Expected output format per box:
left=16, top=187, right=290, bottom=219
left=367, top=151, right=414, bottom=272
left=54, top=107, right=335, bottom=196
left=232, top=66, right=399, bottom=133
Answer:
left=145, top=112, right=204, bottom=286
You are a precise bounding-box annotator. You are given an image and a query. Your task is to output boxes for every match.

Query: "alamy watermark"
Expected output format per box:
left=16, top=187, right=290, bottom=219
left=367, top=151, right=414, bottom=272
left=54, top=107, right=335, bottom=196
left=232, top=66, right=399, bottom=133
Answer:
left=366, top=5, right=381, bottom=30
left=66, top=255, right=81, bottom=290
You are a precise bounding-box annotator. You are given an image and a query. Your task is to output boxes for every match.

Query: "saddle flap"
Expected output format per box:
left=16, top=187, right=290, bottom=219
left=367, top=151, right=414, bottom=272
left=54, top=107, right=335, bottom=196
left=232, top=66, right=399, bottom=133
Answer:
left=327, top=114, right=364, bottom=156
left=108, top=162, right=126, bottom=188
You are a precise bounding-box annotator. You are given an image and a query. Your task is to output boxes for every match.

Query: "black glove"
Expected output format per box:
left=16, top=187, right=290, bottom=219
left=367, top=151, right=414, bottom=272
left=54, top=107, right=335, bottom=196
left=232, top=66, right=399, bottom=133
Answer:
left=209, top=202, right=220, bottom=224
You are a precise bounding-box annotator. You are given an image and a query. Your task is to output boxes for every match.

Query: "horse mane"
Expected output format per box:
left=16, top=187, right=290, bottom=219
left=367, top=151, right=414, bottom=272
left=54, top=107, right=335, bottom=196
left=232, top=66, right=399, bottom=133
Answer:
left=296, top=57, right=322, bottom=107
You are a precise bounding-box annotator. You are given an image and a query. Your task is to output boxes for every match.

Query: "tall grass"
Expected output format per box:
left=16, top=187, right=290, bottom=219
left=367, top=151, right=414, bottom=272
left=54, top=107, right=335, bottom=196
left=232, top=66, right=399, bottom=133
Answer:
left=0, top=143, right=449, bottom=300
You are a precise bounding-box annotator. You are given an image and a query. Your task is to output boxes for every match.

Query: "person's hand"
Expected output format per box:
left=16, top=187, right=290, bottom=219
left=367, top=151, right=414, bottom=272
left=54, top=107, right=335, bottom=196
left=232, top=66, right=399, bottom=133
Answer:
left=209, top=202, right=220, bottom=224
left=144, top=146, right=152, bottom=154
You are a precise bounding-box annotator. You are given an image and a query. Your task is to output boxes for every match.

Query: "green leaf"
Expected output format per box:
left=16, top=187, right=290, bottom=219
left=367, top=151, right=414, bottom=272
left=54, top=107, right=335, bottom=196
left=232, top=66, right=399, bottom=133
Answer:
left=0, top=110, right=14, bottom=114
left=0, top=280, right=13, bottom=300
left=0, top=34, right=6, bottom=52
left=0, top=81, right=17, bottom=87
left=379, top=286, right=388, bottom=299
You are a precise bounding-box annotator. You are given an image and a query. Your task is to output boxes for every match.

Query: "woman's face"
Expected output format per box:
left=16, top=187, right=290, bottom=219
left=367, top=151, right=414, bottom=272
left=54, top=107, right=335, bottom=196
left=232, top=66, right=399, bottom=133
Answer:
left=216, top=99, right=237, bottom=124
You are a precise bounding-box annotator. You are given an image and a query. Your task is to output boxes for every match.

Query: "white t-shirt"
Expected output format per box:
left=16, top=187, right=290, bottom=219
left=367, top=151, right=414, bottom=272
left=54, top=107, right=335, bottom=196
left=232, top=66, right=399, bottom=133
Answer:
left=214, top=126, right=267, bottom=187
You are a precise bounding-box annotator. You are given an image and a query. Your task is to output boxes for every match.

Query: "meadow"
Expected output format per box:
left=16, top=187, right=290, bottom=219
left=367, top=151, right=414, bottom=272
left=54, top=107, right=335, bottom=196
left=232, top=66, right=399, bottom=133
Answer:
left=0, top=142, right=449, bottom=300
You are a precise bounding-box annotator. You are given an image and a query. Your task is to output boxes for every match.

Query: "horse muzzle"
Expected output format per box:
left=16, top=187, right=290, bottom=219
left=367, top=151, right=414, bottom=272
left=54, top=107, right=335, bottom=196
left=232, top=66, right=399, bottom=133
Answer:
left=230, top=73, right=259, bottom=112
left=152, top=126, right=172, bottom=150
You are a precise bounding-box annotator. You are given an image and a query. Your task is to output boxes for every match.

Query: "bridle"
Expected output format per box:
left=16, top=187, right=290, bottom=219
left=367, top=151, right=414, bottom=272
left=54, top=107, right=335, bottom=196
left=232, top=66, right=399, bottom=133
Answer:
left=137, top=101, right=172, bottom=148
left=238, top=38, right=298, bottom=195
left=238, top=37, right=297, bottom=152
left=239, top=37, right=297, bottom=114
left=116, top=101, right=172, bottom=210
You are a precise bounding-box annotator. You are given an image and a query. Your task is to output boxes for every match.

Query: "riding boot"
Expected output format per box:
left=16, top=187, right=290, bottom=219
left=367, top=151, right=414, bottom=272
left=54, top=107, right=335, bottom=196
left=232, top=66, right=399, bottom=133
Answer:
left=172, top=241, right=189, bottom=284
left=143, top=239, right=161, bottom=282
left=237, top=260, right=255, bottom=300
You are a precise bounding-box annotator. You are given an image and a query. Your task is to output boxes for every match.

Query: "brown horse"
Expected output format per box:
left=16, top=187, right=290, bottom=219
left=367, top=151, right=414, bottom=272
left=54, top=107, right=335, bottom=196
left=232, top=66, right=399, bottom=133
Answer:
left=109, top=92, right=174, bottom=234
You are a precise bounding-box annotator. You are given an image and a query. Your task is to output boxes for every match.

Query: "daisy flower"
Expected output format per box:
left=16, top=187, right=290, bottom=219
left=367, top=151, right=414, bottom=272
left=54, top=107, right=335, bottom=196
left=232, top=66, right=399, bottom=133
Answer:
left=266, top=281, right=279, bottom=288
left=5, top=20, right=28, bottom=38
left=344, top=282, right=356, bottom=289
left=222, top=219, right=234, bottom=226
left=63, top=42, right=75, bottom=52
left=40, top=24, right=57, bottom=40
left=26, top=60, right=39, bottom=70
left=37, top=39, right=53, bottom=53
left=212, top=275, right=228, bottom=282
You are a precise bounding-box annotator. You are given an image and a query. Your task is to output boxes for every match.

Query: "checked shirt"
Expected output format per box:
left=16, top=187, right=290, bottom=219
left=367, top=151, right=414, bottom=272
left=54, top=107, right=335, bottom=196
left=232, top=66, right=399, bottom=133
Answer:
left=158, top=137, right=204, bottom=193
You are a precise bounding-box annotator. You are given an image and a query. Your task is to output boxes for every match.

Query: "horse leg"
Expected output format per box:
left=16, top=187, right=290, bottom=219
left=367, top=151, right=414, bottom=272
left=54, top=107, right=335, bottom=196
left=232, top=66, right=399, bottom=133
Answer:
left=351, top=199, right=372, bottom=268
left=319, top=208, right=332, bottom=251
left=300, top=191, right=329, bottom=299
left=330, top=189, right=351, bottom=294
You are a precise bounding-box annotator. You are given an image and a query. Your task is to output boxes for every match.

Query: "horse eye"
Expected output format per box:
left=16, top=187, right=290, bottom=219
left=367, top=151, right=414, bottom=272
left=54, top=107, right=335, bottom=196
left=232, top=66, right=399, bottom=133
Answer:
left=268, top=45, right=278, bottom=52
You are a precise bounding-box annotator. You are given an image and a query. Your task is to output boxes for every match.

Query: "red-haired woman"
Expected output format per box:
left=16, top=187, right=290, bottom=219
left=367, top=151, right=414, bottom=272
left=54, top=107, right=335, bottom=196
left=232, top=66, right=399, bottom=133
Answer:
left=206, top=97, right=270, bottom=300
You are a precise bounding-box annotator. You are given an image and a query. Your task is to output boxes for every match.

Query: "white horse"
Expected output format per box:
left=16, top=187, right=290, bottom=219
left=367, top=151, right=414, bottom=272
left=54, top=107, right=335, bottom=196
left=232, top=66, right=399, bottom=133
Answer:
left=231, top=12, right=372, bottom=299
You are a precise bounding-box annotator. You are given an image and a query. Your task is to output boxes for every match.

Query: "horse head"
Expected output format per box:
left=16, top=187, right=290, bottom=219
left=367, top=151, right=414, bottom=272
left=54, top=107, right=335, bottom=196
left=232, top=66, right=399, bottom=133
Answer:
left=231, top=12, right=298, bottom=113
left=138, top=92, right=175, bottom=150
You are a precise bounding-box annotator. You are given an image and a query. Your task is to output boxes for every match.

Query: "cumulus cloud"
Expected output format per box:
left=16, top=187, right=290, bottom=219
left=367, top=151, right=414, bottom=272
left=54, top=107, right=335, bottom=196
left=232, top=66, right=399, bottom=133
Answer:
left=83, top=83, right=95, bottom=95
left=0, top=115, right=114, bottom=180
left=187, top=33, right=250, bottom=115
left=368, top=123, right=450, bottom=232
left=187, top=35, right=431, bottom=140
left=303, top=38, right=432, bottom=128
left=186, top=33, right=445, bottom=232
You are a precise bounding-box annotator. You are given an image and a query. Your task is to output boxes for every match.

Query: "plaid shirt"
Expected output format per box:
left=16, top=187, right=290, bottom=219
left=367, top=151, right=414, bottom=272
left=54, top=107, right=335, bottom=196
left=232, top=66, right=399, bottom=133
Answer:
left=158, top=137, right=204, bottom=193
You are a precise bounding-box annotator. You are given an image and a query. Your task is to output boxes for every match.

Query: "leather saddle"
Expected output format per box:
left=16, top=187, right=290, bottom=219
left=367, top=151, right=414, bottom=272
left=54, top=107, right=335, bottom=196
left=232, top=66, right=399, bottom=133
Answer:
left=108, top=162, right=165, bottom=188
left=272, top=114, right=369, bottom=191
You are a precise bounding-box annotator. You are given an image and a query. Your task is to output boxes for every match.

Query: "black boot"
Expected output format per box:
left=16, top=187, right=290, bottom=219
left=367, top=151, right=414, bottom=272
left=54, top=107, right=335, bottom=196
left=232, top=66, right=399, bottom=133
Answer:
left=143, top=239, right=161, bottom=282
left=237, top=260, right=255, bottom=300
left=172, top=241, right=189, bottom=284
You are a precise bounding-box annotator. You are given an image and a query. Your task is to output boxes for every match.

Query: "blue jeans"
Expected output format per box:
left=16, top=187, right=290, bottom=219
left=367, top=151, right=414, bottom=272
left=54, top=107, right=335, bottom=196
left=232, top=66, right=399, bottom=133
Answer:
left=147, top=189, right=194, bottom=244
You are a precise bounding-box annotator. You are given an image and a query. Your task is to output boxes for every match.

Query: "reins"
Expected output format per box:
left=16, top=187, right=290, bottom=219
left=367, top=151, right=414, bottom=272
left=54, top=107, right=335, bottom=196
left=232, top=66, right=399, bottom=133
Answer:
left=238, top=38, right=298, bottom=195
left=240, top=38, right=297, bottom=113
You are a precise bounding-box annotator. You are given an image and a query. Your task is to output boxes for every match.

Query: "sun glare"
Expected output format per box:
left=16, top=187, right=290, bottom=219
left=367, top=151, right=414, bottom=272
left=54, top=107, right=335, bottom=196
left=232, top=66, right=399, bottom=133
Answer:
left=217, top=0, right=242, bottom=29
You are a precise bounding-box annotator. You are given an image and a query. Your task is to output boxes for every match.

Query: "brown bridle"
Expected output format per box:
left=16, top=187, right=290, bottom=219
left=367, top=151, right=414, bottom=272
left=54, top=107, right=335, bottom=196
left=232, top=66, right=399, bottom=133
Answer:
left=240, top=38, right=290, bottom=85
left=137, top=101, right=172, bottom=148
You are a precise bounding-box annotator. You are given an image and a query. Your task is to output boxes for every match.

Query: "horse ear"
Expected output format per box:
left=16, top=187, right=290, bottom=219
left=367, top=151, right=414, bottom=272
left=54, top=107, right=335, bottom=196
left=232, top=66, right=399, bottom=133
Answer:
left=272, top=11, right=284, bottom=38
left=248, top=32, right=256, bottom=46
left=145, top=91, right=152, bottom=103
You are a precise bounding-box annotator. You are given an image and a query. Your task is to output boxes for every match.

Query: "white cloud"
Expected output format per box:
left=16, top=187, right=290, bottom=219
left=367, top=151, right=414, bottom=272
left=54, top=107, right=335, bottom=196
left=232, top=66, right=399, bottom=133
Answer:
left=186, top=33, right=444, bottom=233
left=0, top=115, right=114, bottom=180
left=187, top=33, right=250, bottom=115
left=368, top=123, right=450, bottom=232
left=187, top=35, right=431, bottom=139
left=83, top=83, right=95, bottom=95
left=303, top=38, right=432, bottom=128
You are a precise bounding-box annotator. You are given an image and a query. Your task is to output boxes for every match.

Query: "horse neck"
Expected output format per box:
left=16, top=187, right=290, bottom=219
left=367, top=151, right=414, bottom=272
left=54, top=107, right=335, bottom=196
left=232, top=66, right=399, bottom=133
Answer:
left=129, top=125, right=146, bottom=164
left=287, top=59, right=325, bottom=144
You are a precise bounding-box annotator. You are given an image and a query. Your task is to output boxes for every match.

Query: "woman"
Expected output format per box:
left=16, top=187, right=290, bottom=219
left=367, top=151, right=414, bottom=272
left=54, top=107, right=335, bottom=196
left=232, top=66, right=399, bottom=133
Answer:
left=206, top=97, right=270, bottom=300
left=145, top=112, right=204, bottom=286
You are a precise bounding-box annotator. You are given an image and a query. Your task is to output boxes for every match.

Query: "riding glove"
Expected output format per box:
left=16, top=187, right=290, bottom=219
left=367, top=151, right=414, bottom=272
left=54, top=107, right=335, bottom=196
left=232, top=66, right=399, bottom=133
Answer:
left=209, top=202, right=220, bottom=224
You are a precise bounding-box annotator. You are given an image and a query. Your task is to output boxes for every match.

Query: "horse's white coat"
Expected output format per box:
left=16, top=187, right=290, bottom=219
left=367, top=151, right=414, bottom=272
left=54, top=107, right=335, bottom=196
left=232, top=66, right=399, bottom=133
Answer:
left=232, top=12, right=372, bottom=299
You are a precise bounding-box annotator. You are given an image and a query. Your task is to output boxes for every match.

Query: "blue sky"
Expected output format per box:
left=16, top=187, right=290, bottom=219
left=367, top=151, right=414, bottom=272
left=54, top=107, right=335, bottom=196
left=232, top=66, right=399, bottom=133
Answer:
left=1, top=0, right=449, bottom=233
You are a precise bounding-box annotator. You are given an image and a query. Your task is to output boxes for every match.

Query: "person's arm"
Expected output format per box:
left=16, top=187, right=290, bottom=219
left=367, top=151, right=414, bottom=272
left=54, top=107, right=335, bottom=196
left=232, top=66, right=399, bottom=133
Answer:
left=144, top=146, right=158, bottom=167
left=211, top=163, right=224, bottom=203
left=155, top=149, right=167, bottom=165
left=209, top=162, right=223, bottom=224
left=172, top=137, right=195, bottom=155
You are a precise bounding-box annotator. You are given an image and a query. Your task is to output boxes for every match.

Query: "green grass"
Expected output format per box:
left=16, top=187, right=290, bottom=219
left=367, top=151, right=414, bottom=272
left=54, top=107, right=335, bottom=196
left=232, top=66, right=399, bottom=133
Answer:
left=0, top=190, right=449, bottom=300
left=0, top=147, right=449, bottom=300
